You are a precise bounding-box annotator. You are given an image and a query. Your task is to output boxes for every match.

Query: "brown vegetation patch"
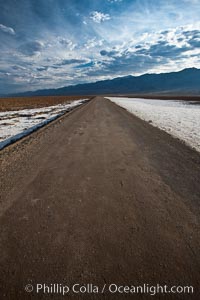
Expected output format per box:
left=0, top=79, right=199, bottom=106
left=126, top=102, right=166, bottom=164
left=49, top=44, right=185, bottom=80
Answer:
left=0, top=95, right=90, bottom=112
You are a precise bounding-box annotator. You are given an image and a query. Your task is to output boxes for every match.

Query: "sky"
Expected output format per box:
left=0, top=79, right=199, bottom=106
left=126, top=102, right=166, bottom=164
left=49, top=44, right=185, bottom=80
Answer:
left=0, top=0, right=200, bottom=94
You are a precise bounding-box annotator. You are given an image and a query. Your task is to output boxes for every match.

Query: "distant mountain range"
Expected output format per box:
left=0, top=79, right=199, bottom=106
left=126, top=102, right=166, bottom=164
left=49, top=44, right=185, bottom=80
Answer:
left=10, top=68, right=200, bottom=97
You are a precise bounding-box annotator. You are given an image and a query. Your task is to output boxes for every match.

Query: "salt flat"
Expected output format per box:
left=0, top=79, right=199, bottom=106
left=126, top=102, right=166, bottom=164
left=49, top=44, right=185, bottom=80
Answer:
left=108, top=97, right=200, bottom=153
left=0, top=99, right=88, bottom=150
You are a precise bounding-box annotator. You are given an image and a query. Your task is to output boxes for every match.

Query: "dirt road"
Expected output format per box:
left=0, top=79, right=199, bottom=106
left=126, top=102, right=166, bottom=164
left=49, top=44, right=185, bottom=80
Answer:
left=0, top=97, right=200, bottom=299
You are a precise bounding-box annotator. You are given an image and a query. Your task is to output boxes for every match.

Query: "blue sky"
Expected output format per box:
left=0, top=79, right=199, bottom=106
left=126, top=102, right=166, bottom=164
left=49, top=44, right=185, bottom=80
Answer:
left=0, top=0, right=200, bottom=94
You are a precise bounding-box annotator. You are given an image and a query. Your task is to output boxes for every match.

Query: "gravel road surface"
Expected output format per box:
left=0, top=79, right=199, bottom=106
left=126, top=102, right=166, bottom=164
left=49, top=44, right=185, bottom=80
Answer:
left=0, top=97, right=200, bottom=299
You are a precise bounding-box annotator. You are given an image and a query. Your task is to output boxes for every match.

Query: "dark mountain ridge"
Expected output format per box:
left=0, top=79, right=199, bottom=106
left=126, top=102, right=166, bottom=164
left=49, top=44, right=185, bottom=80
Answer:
left=8, top=68, right=200, bottom=97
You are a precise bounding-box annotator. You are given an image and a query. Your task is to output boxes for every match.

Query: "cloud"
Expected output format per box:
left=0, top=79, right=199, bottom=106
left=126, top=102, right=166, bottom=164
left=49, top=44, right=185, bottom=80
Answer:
left=75, top=61, right=95, bottom=69
left=0, top=24, right=15, bottom=35
left=12, top=65, right=26, bottom=71
left=96, top=26, right=200, bottom=78
left=100, top=49, right=118, bottom=57
left=57, top=38, right=76, bottom=50
left=84, top=38, right=104, bottom=49
left=18, top=41, right=44, bottom=56
left=135, top=41, right=189, bottom=58
left=56, top=59, right=87, bottom=66
left=107, top=0, right=122, bottom=2
left=90, top=11, right=111, bottom=23
left=36, top=66, right=49, bottom=72
left=96, top=53, right=157, bottom=76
